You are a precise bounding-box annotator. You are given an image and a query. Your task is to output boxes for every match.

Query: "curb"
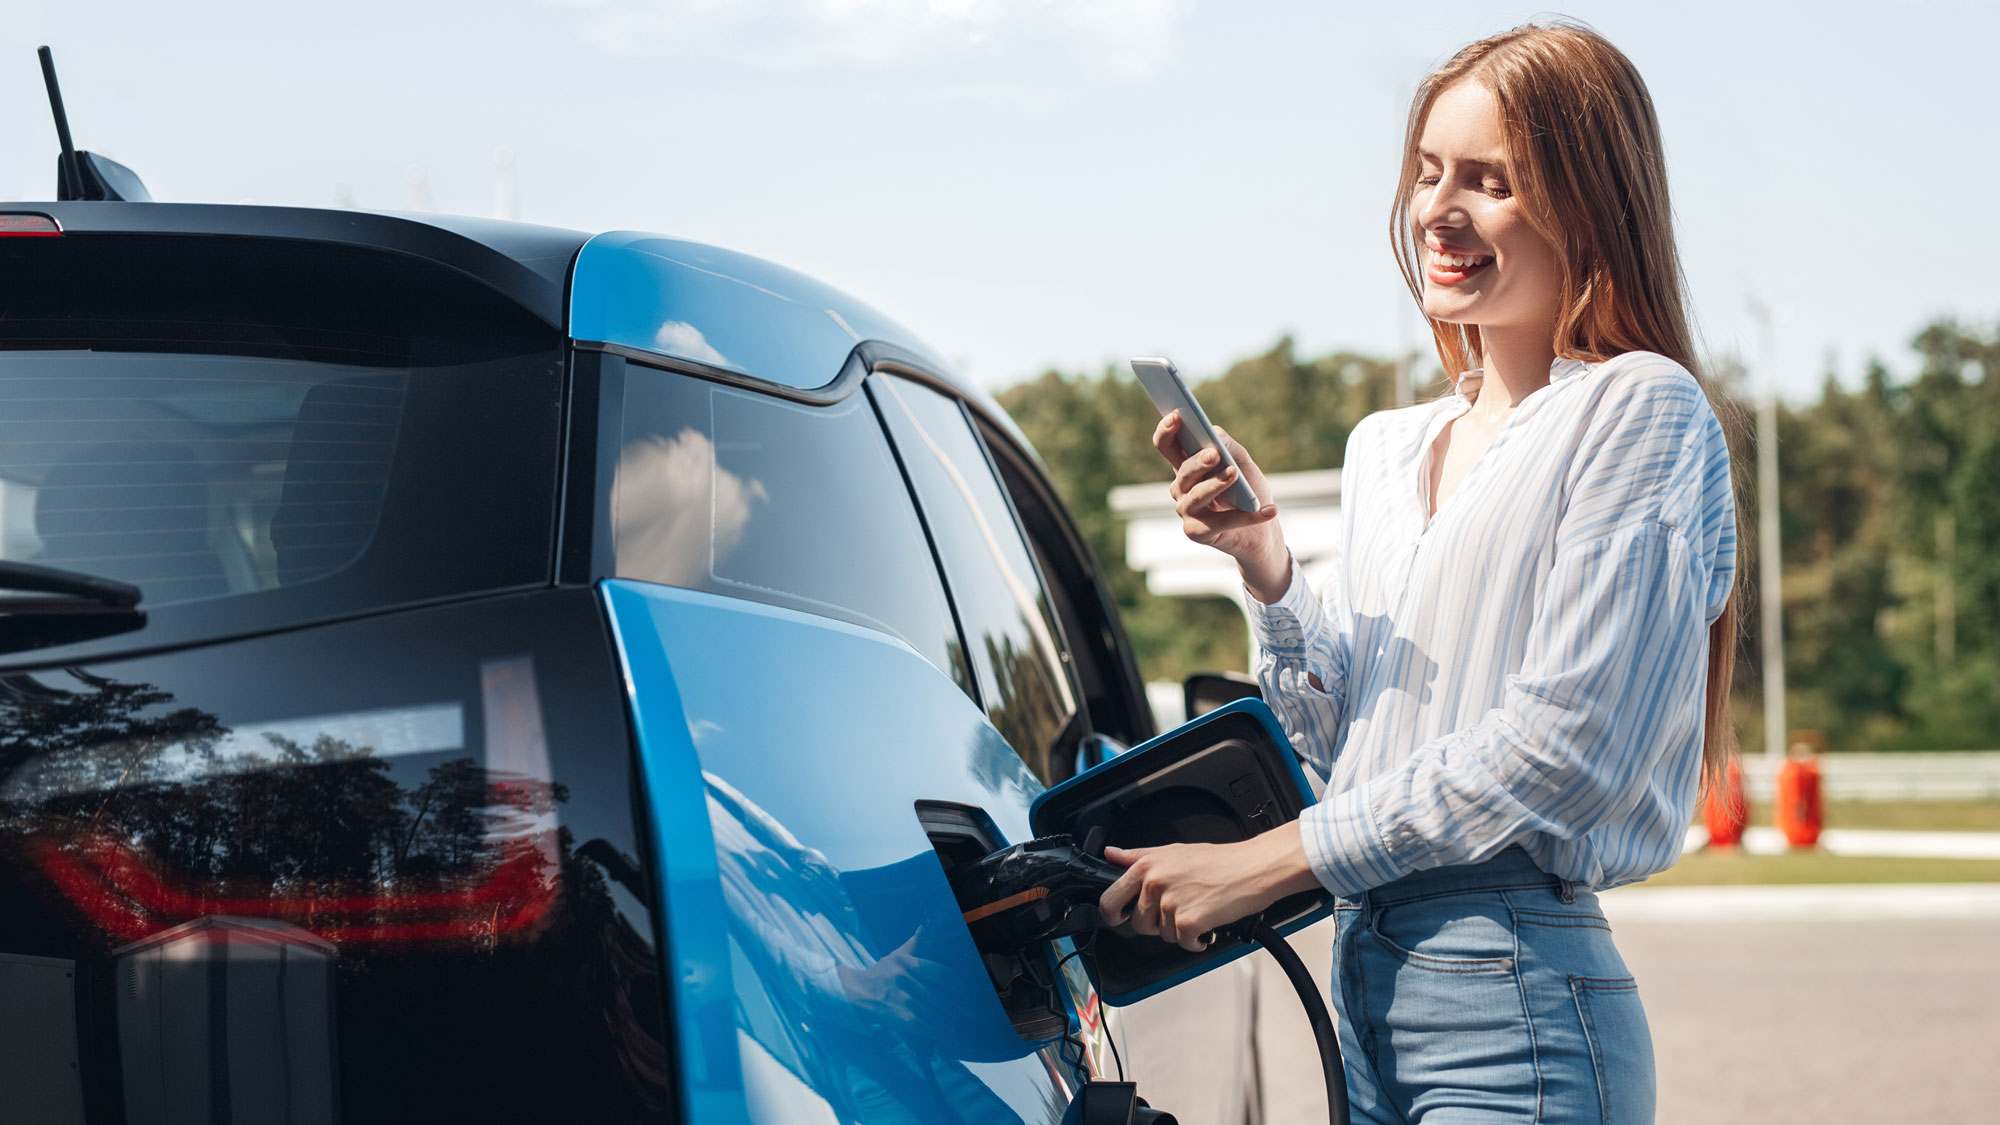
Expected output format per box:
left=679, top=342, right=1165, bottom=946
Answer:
left=1602, top=882, right=2000, bottom=922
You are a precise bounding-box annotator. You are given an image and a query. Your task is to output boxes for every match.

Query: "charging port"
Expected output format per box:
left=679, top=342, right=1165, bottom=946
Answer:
left=915, top=801, right=1068, bottom=1042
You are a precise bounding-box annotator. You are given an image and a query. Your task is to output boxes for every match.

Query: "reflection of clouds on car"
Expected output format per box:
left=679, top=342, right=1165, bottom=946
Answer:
left=611, top=427, right=767, bottom=586
left=652, top=320, right=731, bottom=369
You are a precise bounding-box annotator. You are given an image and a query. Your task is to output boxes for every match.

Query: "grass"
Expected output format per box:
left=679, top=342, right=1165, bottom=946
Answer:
left=1639, top=850, right=2000, bottom=888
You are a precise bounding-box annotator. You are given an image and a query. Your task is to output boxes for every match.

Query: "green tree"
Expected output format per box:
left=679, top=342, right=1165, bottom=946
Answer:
left=1001, top=322, right=2000, bottom=752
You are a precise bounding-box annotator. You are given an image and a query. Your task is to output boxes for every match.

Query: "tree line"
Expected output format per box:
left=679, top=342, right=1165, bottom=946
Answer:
left=995, top=320, right=2000, bottom=752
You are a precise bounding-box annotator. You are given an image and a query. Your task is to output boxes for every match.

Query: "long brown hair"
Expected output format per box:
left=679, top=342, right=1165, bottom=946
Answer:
left=1390, top=21, right=1741, bottom=784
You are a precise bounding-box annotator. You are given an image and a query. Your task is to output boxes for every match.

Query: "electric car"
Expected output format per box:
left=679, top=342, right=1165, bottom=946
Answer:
left=0, top=197, right=1290, bottom=1123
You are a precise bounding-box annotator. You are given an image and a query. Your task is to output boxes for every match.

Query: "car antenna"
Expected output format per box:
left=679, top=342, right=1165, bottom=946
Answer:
left=36, top=47, right=81, bottom=199
left=35, top=45, right=152, bottom=202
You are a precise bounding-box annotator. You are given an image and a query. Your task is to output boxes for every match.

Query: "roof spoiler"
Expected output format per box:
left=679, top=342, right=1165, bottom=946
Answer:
left=37, top=46, right=152, bottom=202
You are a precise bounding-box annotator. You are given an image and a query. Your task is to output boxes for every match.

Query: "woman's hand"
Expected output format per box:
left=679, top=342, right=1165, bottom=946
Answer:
left=1151, top=413, right=1290, bottom=602
left=1097, top=823, right=1324, bottom=953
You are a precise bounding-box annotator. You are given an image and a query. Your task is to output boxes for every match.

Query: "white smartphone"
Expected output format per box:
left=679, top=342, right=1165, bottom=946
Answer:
left=1130, top=356, right=1261, bottom=513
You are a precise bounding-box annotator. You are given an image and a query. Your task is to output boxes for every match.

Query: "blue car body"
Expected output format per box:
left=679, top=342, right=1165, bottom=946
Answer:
left=573, top=228, right=1125, bottom=1121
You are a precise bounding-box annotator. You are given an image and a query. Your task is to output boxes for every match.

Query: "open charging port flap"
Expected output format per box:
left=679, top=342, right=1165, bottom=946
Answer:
left=1029, top=699, right=1335, bottom=1005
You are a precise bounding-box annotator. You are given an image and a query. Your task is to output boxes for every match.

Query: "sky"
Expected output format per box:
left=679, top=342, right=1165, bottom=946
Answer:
left=0, top=0, right=1992, bottom=400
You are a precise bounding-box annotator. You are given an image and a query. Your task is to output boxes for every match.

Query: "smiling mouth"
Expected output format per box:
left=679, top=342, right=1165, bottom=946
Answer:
left=1426, top=248, right=1493, bottom=284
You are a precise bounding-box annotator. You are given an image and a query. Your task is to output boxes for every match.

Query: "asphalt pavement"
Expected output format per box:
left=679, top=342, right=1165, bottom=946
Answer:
left=1246, top=891, right=2000, bottom=1124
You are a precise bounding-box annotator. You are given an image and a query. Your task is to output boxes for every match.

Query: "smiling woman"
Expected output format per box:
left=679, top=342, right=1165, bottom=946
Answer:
left=1403, top=81, right=1564, bottom=342
left=1107, top=20, right=1744, bottom=1125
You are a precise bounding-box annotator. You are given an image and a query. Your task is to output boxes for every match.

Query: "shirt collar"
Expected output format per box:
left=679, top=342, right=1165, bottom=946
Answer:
left=1551, top=356, right=1594, bottom=383
left=1453, top=355, right=1595, bottom=400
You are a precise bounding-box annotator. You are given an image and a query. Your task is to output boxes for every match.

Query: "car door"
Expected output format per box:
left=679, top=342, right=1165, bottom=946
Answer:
left=968, top=390, right=1268, bottom=1125
left=866, top=369, right=1126, bottom=1066
left=596, top=352, right=1088, bottom=1123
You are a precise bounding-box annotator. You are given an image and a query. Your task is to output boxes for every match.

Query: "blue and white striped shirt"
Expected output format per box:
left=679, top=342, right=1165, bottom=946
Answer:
left=1246, top=351, right=1737, bottom=895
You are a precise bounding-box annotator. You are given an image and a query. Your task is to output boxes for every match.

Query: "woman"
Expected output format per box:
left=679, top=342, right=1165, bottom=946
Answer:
left=1097, top=22, right=1738, bottom=1124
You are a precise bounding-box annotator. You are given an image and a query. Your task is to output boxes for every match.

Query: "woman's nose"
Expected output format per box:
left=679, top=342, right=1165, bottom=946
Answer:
left=1416, top=180, right=1463, bottom=232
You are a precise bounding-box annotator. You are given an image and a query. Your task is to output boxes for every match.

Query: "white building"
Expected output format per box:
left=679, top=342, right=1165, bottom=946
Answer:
left=1108, top=468, right=1344, bottom=727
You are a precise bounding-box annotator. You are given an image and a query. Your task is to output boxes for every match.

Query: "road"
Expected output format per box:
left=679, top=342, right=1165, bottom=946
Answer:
left=1242, top=898, right=2000, bottom=1124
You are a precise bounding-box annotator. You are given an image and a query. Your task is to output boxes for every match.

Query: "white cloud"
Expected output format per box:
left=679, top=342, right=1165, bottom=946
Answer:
left=654, top=319, right=732, bottom=367
left=611, top=427, right=769, bottom=587
left=564, top=0, right=1193, bottom=79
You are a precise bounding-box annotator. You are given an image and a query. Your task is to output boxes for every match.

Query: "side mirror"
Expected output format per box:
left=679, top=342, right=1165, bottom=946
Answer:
left=1075, top=731, right=1129, bottom=774
left=1029, top=699, right=1331, bottom=1005
left=1182, top=671, right=1261, bottom=720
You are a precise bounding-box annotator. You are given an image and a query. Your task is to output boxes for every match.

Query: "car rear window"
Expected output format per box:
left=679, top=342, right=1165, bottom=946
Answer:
left=0, top=233, right=564, bottom=662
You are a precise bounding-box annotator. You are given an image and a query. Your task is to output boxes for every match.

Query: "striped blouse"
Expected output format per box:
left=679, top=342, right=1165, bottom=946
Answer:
left=1245, top=351, right=1737, bottom=895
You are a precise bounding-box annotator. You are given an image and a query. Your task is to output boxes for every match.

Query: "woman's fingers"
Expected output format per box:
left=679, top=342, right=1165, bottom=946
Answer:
left=1098, top=847, right=1144, bottom=927
left=1131, top=874, right=1165, bottom=937
left=1151, top=411, right=1189, bottom=471
left=1181, top=505, right=1278, bottom=547
left=1170, top=445, right=1224, bottom=500
left=1213, top=426, right=1273, bottom=502
left=1176, top=465, right=1240, bottom=518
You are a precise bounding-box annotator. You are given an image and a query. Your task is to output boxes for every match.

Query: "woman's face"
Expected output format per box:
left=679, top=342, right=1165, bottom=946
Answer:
left=1411, top=80, right=1563, bottom=336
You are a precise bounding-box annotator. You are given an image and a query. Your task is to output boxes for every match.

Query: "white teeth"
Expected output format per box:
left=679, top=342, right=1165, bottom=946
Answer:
left=1430, top=250, right=1491, bottom=270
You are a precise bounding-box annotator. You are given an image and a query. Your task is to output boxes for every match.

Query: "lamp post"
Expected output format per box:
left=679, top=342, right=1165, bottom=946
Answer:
left=1746, top=297, right=1787, bottom=759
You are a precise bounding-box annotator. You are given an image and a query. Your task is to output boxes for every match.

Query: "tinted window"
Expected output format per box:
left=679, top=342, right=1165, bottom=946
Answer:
left=982, top=421, right=1155, bottom=748
left=0, top=356, right=403, bottom=606
left=0, top=234, right=563, bottom=663
left=614, top=363, right=963, bottom=680
left=872, top=375, right=1077, bottom=783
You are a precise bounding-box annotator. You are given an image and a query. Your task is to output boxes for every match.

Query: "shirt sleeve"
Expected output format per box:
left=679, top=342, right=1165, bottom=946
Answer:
left=1296, top=362, right=1736, bottom=895
left=1245, top=419, right=1373, bottom=781
left=1245, top=553, right=1353, bottom=784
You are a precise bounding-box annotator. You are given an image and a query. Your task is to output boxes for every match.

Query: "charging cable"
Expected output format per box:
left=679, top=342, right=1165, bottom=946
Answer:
left=1245, top=920, right=1350, bottom=1125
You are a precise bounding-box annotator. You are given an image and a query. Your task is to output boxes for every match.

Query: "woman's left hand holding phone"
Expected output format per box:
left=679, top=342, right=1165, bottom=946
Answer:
left=1152, top=413, right=1290, bottom=603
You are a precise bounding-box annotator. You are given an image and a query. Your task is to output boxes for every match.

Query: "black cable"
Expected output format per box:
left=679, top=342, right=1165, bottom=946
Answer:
left=1054, top=934, right=1125, bottom=1083
left=1053, top=946, right=1091, bottom=1080
left=1103, top=991, right=1125, bottom=1082
left=1249, top=920, right=1350, bottom=1125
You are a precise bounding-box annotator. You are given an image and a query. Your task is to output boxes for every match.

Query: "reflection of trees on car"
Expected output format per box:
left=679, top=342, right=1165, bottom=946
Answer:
left=0, top=670, right=671, bottom=1121
left=982, top=629, right=1070, bottom=786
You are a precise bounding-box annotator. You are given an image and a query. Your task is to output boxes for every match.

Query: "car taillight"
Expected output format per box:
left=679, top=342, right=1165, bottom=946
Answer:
left=0, top=213, right=61, bottom=236
left=33, top=832, right=558, bottom=945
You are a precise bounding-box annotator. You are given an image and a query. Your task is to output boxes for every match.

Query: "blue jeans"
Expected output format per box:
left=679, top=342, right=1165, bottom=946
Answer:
left=1331, top=848, right=1655, bottom=1124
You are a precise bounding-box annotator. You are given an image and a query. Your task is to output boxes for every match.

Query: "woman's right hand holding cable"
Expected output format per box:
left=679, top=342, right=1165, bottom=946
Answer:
left=1151, top=411, right=1292, bottom=604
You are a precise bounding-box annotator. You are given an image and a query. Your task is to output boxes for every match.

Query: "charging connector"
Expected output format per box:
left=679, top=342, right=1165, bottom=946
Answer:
left=950, top=832, right=1352, bottom=1125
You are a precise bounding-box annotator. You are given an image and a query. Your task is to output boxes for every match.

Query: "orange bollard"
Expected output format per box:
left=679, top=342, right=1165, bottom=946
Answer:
left=1703, top=757, right=1748, bottom=848
left=1775, top=754, right=1823, bottom=848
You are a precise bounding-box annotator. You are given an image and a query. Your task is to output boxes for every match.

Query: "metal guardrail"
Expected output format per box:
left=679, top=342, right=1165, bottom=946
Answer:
left=1147, top=685, right=2000, bottom=801
left=1738, top=752, right=2000, bottom=801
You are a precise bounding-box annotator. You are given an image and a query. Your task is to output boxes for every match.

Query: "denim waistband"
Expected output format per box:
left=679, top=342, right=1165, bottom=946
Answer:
left=1340, top=846, right=1569, bottom=907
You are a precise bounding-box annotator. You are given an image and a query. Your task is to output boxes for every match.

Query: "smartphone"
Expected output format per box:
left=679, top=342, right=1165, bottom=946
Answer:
left=1131, top=356, right=1261, bottom=513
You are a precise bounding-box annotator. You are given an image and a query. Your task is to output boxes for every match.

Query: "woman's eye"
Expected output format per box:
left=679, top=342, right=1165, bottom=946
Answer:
left=1485, top=184, right=1513, bottom=198
left=1416, top=176, right=1440, bottom=187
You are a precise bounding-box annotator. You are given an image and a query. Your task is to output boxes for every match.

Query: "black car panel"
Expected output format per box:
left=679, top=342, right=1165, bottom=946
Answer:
left=0, top=588, right=671, bottom=1123
left=23, top=202, right=585, bottom=325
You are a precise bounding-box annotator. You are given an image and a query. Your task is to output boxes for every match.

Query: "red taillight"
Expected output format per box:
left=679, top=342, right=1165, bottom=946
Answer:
left=34, top=833, right=558, bottom=945
left=0, top=213, right=61, bottom=237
